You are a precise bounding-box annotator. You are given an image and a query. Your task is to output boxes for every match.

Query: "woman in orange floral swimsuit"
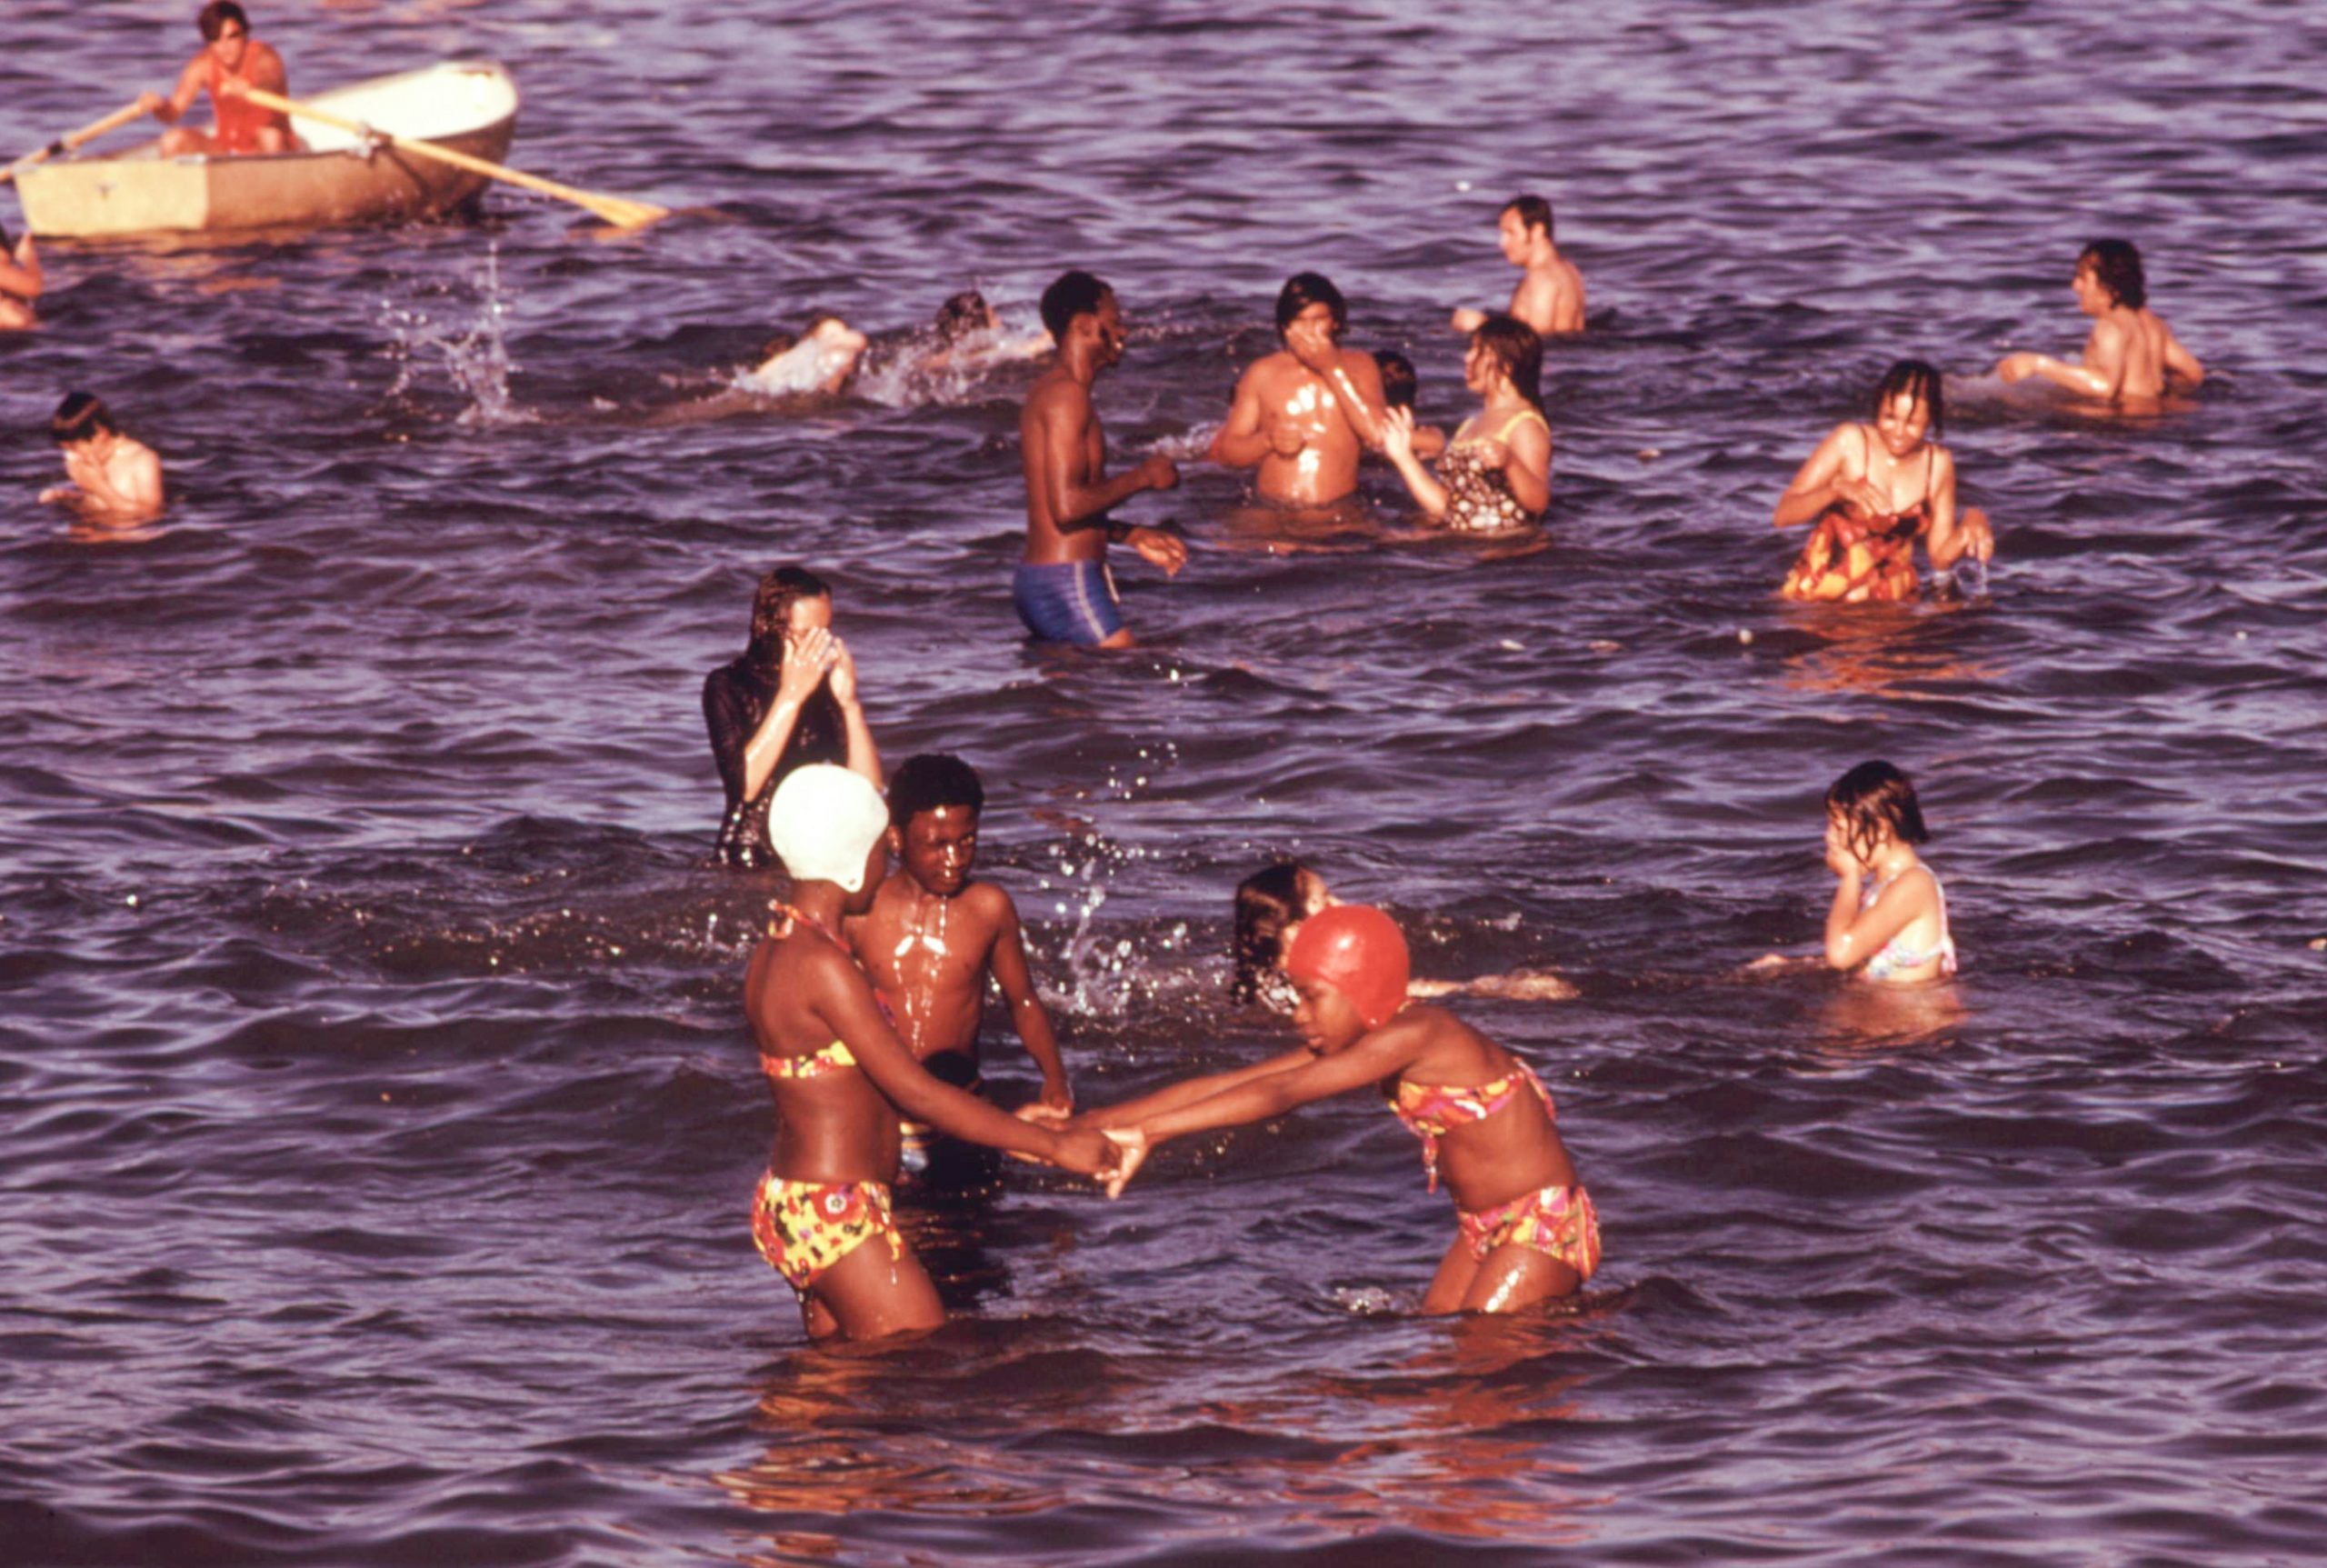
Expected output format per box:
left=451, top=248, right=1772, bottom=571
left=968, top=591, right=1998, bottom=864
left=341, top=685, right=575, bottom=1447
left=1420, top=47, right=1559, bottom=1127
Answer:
left=1774, top=360, right=1994, bottom=603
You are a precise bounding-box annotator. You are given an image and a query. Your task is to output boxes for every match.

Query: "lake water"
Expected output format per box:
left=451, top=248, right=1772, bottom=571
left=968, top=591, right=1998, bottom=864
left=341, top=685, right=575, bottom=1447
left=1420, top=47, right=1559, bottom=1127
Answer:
left=5, top=2, right=2324, bottom=1563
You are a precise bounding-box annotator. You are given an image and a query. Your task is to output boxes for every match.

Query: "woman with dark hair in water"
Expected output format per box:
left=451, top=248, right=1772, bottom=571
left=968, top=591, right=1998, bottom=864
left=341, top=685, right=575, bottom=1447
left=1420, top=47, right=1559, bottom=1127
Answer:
left=1775, top=359, right=1993, bottom=603
left=703, top=565, right=882, bottom=867
left=1379, top=314, right=1552, bottom=532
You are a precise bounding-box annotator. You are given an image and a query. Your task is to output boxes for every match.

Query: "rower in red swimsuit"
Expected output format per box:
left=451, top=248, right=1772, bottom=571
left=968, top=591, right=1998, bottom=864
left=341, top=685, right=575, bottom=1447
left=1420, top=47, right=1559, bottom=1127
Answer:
left=141, top=2, right=299, bottom=158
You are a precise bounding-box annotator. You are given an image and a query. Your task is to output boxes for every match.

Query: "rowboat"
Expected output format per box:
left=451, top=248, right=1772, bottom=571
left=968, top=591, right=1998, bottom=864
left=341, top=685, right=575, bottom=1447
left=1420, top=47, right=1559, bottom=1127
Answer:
left=15, top=62, right=519, bottom=239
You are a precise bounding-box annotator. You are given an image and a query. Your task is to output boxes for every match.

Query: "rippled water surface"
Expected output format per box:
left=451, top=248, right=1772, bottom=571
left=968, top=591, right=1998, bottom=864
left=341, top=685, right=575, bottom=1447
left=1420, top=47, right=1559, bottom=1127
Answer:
left=5, top=3, right=2325, bottom=1564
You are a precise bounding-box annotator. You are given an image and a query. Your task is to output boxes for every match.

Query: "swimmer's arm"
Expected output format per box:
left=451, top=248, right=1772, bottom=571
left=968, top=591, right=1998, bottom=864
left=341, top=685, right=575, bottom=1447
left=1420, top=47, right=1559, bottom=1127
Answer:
left=1920, top=454, right=1993, bottom=568
left=1773, top=424, right=1865, bottom=529
left=2162, top=329, right=2204, bottom=389
left=0, top=235, right=40, bottom=299
left=1327, top=351, right=1390, bottom=453
left=1031, top=383, right=1173, bottom=532
left=1076, top=1047, right=1316, bottom=1131
left=1205, top=368, right=1276, bottom=469
left=1450, top=306, right=1488, bottom=335
left=1503, top=415, right=1553, bottom=514
left=2022, top=321, right=2124, bottom=400
left=1823, top=865, right=1928, bottom=973
left=985, top=889, right=1072, bottom=1111
left=1136, top=1025, right=1420, bottom=1146
left=1381, top=406, right=1450, bottom=517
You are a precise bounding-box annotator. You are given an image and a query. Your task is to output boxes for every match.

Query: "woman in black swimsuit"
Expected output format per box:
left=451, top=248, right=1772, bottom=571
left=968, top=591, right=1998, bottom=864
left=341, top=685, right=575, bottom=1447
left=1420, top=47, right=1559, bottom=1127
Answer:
left=703, top=565, right=883, bottom=867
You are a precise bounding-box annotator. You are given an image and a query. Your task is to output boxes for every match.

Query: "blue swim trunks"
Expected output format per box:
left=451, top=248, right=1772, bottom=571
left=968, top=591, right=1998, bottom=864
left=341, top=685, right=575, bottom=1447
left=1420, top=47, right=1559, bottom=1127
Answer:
left=1013, top=561, right=1124, bottom=646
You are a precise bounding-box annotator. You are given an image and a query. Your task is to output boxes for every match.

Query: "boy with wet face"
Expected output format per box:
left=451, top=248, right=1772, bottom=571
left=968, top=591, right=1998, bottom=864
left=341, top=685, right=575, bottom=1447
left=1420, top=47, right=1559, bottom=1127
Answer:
left=847, top=755, right=1071, bottom=1184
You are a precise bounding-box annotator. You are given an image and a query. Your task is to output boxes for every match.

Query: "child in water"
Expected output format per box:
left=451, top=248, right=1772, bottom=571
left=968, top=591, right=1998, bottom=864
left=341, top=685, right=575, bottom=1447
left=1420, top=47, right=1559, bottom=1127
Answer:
left=1085, top=904, right=1600, bottom=1313
left=1804, top=761, right=1957, bottom=984
left=1234, top=859, right=1575, bottom=1006
left=846, top=754, right=1073, bottom=1186
left=38, top=392, right=165, bottom=524
left=744, top=764, right=1114, bottom=1342
left=1774, top=360, right=1993, bottom=603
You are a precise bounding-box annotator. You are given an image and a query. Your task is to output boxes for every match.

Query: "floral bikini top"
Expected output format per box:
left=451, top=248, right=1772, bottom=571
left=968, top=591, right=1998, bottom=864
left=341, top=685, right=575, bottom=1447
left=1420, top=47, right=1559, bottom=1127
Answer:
left=1438, top=406, right=1551, bottom=533
left=1387, top=1057, right=1554, bottom=1190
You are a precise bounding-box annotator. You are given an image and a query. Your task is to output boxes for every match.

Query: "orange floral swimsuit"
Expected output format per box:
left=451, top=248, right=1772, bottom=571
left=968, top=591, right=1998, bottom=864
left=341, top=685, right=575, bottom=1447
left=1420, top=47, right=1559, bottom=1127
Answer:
left=1782, top=429, right=1936, bottom=604
left=1389, top=1059, right=1602, bottom=1276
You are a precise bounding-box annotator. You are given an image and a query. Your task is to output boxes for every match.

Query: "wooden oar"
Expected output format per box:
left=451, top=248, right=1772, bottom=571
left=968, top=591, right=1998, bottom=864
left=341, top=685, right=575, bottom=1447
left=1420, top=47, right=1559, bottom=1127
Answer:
left=2, top=100, right=151, bottom=186
left=236, top=85, right=669, bottom=229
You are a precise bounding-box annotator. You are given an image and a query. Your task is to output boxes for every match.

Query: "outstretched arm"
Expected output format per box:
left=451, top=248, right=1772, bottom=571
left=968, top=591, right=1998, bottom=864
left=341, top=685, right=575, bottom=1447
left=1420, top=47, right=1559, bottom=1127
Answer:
left=2000, top=320, right=2122, bottom=400
left=1380, top=406, right=1450, bottom=517
left=816, top=949, right=1109, bottom=1175
left=1134, top=1023, right=1423, bottom=1147
left=1075, top=1046, right=1317, bottom=1131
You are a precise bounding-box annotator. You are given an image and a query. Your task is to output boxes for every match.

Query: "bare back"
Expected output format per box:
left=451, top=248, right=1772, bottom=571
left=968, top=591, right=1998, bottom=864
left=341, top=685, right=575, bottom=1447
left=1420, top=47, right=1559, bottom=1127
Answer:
left=1512, top=255, right=1586, bottom=336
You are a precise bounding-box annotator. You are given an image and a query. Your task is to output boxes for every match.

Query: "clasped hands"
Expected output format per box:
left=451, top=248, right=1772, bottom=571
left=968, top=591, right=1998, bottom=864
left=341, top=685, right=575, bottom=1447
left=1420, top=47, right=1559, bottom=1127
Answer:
left=1016, top=1102, right=1148, bottom=1199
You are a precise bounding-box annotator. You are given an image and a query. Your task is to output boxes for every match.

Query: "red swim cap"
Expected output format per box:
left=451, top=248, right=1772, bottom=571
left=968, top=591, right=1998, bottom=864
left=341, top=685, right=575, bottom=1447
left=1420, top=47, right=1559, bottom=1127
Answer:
left=1283, top=904, right=1409, bottom=1029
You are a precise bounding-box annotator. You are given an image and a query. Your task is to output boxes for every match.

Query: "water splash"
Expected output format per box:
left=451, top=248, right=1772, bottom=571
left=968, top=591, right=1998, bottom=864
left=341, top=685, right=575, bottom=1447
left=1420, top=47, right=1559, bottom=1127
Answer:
left=381, top=242, right=532, bottom=428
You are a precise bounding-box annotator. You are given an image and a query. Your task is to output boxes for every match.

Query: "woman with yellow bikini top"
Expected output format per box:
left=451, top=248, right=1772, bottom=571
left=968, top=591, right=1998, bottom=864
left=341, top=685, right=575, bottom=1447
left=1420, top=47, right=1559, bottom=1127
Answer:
left=743, top=765, right=1116, bottom=1343
left=1380, top=314, right=1553, bottom=533
left=1774, top=359, right=1995, bottom=603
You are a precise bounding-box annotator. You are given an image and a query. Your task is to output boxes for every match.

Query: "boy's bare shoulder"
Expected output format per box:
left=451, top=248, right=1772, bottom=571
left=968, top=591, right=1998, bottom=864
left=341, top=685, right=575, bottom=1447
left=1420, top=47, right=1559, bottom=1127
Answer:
left=958, top=878, right=1023, bottom=929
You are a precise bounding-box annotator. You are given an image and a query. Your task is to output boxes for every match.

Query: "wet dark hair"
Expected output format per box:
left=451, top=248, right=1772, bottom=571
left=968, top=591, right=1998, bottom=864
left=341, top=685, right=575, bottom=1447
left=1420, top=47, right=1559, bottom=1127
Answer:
left=1502, top=195, right=1553, bottom=241
left=746, top=564, right=831, bottom=655
left=1040, top=270, right=1110, bottom=342
left=888, top=754, right=984, bottom=831
left=1273, top=273, right=1348, bottom=338
left=1375, top=351, right=1417, bottom=411
left=2079, top=239, right=2146, bottom=310
left=198, top=2, right=250, bottom=41
left=1233, top=859, right=1320, bottom=1005
left=1871, top=358, right=1944, bottom=441
left=1470, top=314, right=1543, bottom=411
left=934, top=291, right=991, bottom=345
left=1826, top=760, right=1931, bottom=864
left=51, top=391, right=118, bottom=445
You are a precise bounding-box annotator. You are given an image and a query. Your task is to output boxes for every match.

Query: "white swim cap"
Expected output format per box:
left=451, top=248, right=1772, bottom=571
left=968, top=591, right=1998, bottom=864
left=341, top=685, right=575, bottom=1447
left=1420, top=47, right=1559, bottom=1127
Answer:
left=766, top=764, right=889, bottom=894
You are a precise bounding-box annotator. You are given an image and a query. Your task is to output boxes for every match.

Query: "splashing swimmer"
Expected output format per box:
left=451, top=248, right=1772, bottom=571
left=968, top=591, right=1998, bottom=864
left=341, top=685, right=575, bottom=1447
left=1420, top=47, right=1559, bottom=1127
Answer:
left=744, top=765, right=1118, bottom=1343
left=38, top=393, right=165, bottom=525
left=704, top=565, right=882, bottom=869
left=140, top=3, right=300, bottom=158
left=739, top=315, right=869, bottom=399
left=1207, top=273, right=1390, bottom=509
left=1450, top=194, right=1587, bottom=339
left=1775, top=359, right=1994, bottom=603
left=1014, top=269, right=1186, bottom=647
left=846, top=755, right=1073, bottom=1188
left=1379, top=314, right=1552, bottom=533
left=1994, top=239, right=2202, bottom=407
left=1079, top=905, right=1601, bottom=1314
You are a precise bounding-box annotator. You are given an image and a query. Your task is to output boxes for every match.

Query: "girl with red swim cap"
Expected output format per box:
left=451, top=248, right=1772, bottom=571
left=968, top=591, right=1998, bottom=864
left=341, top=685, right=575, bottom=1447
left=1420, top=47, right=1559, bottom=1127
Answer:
left=1081, top=903, right=1601, bottom=1314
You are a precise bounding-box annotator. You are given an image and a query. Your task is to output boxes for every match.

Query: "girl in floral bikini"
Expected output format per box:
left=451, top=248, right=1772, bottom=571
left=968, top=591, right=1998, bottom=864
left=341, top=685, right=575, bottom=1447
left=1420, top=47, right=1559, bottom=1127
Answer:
left=744, top=764, right=1115, bottom=1342
left=1774, top=360, right=1994, bottom=602
left=1084, top=904, right=1599, bottom=1314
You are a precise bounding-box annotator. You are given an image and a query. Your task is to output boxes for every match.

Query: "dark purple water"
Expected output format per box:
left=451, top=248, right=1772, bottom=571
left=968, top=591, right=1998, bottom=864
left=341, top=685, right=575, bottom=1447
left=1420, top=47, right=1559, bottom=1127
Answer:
left=5, top=3, right=2325, bottom=1563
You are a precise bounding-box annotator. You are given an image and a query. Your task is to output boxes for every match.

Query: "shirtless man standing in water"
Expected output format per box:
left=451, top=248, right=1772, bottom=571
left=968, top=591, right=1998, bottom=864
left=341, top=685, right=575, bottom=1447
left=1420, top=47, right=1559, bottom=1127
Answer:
left=141, top=3, right=298, bottom=159
left=1453, top=195, right=1586, bottom=340
left=1014, top=270, right=1185, bottom=648
left=1996, top=239, right=2203, bottom=405
left=1208, top=273, right=1390, bottom=508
